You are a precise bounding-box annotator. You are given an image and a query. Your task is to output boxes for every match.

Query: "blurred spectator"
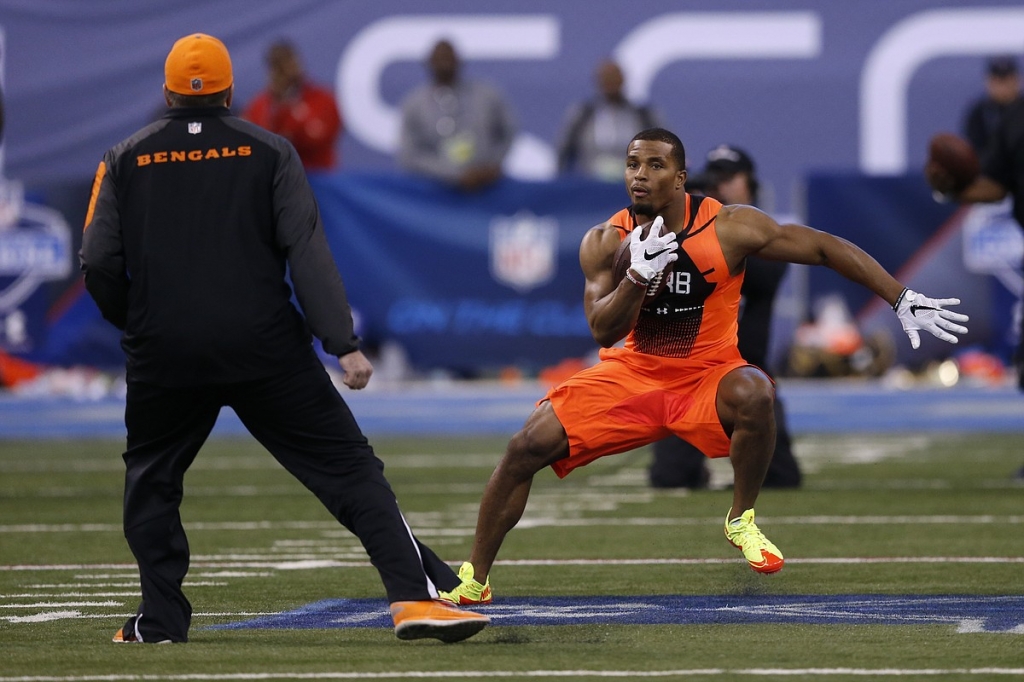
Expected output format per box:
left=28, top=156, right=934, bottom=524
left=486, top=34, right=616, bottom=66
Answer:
left=649, top=145, right=802, bottom=490
left=963, top=55, right=1021, bottom=153
left=929, top=61, right=1024, bottom=479
left=556, top=60, right=659, bottom=181
left=398, top=39, right=516, bottom=192
left=243, top=41, right=342, bottom=171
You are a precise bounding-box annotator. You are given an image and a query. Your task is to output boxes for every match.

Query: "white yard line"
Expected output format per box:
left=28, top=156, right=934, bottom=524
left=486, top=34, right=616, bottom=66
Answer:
left=2, top=515, right=1022, bottom=534
left=1, top=668, right=1023, bottom=680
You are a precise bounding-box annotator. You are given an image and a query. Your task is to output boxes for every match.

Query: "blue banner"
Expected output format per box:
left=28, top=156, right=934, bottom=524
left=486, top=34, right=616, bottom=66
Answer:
left=22, top=172, right=1014, bottom=372
left=310, top=173, right=624, bottom=370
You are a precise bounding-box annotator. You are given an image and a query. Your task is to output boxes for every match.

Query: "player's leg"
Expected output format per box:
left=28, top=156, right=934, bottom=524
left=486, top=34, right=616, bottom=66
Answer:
left=468, top=401, right=569, bottom=581
left=444, top=356, right=668, bottom=605
left=716, top=365, right=776, bottom=513
left=715, top=365, right=784, bottom=573
left=118, top=380, right=220, bottom=643
left=438, top=401, right=569, bottom=606
left=230, top=359, right=457, bottom=598
left=231, top=360, right=487, bottom=642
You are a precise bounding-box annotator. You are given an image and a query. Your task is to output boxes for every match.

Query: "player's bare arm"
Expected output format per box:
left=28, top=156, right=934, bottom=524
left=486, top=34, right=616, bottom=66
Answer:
left=717, top=204, right=967, bottom=348
left=717, top=204, right=905, bottom=306
left=580, top=223, right=649, bottom=347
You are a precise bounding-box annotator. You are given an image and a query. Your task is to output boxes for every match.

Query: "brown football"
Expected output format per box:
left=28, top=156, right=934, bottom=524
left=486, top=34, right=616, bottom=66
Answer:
left=612, top=220, right=674, bottom=299
left=927, top=132, right=980, bottom=192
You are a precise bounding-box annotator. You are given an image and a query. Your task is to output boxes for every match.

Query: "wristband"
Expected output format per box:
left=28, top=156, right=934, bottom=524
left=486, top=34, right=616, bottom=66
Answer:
left=892, top=287, right=909, bottom=312
left=624, top=269, right=649, bottom=288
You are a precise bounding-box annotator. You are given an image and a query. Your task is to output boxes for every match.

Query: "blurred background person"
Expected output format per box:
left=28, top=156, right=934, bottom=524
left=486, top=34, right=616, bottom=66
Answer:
left=649, top=145, right=802, bottom=490
left=556, top=59, right=660, bottom=182
left=398, top=39, right=516, bottom=192
left=930, top=73, right=1024, bottom=479
left=963, top=55, right=1021, bottom=154
left=243, top=40, right=342, bottom=172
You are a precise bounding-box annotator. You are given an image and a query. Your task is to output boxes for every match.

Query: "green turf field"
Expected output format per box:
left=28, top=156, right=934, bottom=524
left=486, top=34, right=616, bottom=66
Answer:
left=1, top=433, right=1022, bottom=680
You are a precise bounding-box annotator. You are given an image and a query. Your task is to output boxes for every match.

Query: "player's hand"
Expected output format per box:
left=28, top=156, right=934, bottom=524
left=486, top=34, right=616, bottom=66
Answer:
left=893, top=288, right=969, bottom=349
left=628, top=216, right=678, bottom=282
left=338, top=350, right=373, bottom=389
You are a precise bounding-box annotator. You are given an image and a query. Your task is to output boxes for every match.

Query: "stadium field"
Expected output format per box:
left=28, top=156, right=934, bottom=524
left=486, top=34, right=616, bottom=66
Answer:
left=1, top=431, right=1022, bottom=680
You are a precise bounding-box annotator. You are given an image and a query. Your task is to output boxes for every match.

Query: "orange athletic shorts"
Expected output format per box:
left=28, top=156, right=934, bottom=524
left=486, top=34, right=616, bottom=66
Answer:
left=543, top=346, right=757, bottom=478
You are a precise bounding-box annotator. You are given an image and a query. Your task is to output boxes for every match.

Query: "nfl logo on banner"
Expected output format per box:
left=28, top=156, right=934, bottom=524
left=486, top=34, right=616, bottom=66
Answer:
left=188, top=122, right=202, bottom=135
left=489, top=212, right=558, bottom=293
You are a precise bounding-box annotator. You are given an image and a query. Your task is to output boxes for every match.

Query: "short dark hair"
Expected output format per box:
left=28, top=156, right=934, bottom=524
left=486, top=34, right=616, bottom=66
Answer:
left=630, top=128, right=686, bottom=171
left=166, top=89, right=231, bottom=108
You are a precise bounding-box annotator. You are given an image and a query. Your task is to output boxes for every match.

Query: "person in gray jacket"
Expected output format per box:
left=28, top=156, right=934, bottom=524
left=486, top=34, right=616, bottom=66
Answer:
left=398, top=39, right=516, bottom=192
left=557, top=60, right=659, bottom=182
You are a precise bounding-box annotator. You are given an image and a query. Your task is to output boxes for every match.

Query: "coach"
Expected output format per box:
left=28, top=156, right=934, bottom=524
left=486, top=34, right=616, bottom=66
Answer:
left=80, top=33, right=487, bottom=644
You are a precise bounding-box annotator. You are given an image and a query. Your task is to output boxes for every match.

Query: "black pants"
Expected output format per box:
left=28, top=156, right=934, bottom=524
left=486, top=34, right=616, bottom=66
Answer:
left=648, top=396, right=802, bottom=489
left=121, top=356, right=457, bottom=642
left=649, top=257, right=802, bottom=489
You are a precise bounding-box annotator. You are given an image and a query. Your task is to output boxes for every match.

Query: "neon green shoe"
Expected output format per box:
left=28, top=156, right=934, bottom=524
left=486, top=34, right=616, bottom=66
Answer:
left=724, top=508, right=784, bottom=574
left=438, top=562, right=493, bottom=605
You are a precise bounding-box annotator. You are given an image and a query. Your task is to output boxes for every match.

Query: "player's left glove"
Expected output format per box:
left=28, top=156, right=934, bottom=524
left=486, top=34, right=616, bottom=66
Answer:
left=892, top=288, right=969, bottom=349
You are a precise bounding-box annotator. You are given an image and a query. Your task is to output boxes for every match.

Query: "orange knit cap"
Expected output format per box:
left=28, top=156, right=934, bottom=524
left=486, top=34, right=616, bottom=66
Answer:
left=164, top=33, right=233, bottom=95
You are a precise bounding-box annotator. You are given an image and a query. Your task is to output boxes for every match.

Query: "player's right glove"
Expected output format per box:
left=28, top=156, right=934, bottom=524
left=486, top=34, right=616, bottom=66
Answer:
left=892, top=288, right=969, bottom=349
left=628, top=215, right=678, bottom=282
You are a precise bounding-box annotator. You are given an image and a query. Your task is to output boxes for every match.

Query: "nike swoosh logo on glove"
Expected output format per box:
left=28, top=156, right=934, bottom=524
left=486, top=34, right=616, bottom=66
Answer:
left=910, top=304, right=938, bottom=316
left=644, top=248, right=672, bottom=260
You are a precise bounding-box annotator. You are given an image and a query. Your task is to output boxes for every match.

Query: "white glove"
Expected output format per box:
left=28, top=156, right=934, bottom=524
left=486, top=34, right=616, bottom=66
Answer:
left=893, top=288, right=969, bottom=349
left=628, top=216, right=678, bottom=282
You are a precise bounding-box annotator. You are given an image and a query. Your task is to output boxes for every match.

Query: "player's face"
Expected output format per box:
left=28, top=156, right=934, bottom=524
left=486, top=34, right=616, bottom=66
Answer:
left=625, top=140, right=686, bottom=216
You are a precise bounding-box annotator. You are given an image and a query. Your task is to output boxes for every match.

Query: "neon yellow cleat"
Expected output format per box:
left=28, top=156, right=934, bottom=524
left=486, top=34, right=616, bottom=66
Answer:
left=438, top=562, right=493, bottom=605
left=724, top=508, right=784, bottom=574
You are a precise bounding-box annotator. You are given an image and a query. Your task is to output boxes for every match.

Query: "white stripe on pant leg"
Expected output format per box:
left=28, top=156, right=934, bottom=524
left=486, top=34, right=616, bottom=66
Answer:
left=399, top=513, right=438, bottom=599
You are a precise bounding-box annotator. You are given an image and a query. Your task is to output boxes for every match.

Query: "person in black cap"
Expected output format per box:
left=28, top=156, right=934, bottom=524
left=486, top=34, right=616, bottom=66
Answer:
left=648, top=144, right=802, bottom=490
left=930, top=57, right=1024, bottom=479
left=963, top=55, right=1021, bottom=153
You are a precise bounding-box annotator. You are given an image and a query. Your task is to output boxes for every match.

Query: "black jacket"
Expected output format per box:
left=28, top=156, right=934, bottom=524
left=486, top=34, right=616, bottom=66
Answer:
left=81, top=106, right=358, bottom=386
left=982, top=98, right=1024, bottom=230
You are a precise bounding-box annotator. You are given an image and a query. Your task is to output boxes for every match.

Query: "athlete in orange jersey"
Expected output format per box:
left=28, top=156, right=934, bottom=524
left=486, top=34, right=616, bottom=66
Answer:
left=440, top=128, right=969, bottom=604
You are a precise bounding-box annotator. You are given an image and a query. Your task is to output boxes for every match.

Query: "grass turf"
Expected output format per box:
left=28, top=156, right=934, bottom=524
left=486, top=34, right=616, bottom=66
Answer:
left=1, top=432, right=1022, bottom=680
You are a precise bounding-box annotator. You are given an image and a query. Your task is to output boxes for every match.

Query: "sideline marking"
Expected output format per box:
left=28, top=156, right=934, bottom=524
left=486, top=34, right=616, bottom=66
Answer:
left=2, top=668, right=1024, bottom=680
left=209, top=595, right=1024, bottom=634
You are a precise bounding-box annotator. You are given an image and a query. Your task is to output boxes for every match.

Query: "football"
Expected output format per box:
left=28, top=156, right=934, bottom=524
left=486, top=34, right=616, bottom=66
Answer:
left=927, top=132, right=980, bottom=193
left=611, top=220, right=674, bottom=299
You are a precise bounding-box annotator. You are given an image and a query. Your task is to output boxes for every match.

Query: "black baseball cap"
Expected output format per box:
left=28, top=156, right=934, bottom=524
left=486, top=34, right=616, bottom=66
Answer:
left=704, top=144, right=755, bottom=177
left=987, top=55, right=1018, bottom=77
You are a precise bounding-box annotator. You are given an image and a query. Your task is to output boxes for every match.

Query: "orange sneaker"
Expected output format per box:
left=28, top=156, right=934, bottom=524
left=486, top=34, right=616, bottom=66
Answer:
left=390, top=600, right=489, bottom=643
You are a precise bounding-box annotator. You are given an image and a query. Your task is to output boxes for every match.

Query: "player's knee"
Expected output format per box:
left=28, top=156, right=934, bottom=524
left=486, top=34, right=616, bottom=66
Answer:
left=723, top=369, right=775, bottom=425
left=507, top=404, right=568, bottom=473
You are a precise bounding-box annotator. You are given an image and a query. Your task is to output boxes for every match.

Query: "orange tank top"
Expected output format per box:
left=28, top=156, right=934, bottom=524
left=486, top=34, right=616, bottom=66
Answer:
left=609, top=194, right=743, bottom=363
